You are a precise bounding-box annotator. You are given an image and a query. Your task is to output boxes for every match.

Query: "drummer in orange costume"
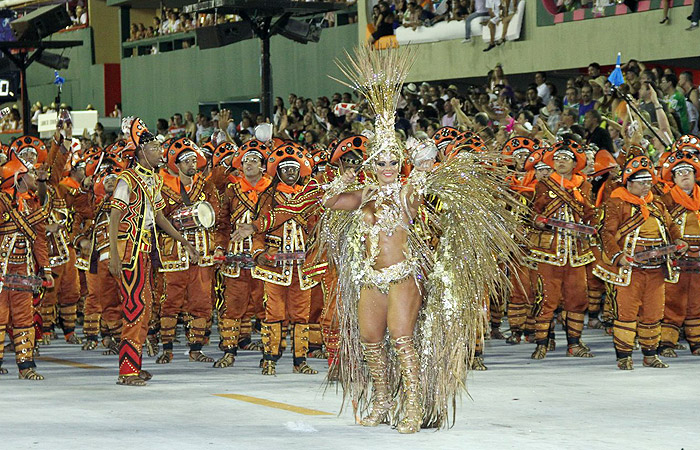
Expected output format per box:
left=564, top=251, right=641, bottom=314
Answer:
left=212, top=139, right=271, bottom=368
left=155, top=137, right=221, bottom=364
left=501, top=137, right=539, bottom=345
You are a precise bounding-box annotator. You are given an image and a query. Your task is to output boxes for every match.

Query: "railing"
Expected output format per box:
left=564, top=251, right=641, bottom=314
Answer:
left=121, top=3, right=357, bottom=58
left=122, top=31, right=196, bottom=57
left=538, top=0, right=692, bottom=26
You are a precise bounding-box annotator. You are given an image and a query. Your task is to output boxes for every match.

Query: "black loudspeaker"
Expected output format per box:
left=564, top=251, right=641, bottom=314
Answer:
left=37, top=51, right=70, bottom=70
left=278, top=19, right=321, bottom=44
left=196, top=22, right=255, bottom=49
left=10, top=4, right=72, bottom=41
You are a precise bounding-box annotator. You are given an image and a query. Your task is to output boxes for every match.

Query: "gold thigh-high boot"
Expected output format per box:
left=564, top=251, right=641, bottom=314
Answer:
left=359, top=341, right=393, bottom=426
left=393, top=336, right=422, bottom=434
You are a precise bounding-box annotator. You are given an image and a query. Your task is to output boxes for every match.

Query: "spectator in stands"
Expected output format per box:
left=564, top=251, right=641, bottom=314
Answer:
left=404, top=2, right=423, bottom=30
left=450, top=0, right=469, bottom=21
left=555, top=107, right=578, bottom=137
left=564, top=86, right=580, bottom=109
left=128, top=24, right=139, bottom=42
left=587, top=62, right=601, bottom=80
left=578, top=84, right=598, bottom=121
left=441, top=99, right=457, bottom=127
left=679, top=71, right=700, bottom=133
left=488, top=64, right=509, bottom=91
left=168, top=113, right=186, bottom=138
left=462, top=0, right=490, bottom=43
left=3, top=108, right=21, bottom=131
left=687, top=0, right=699, bottom=30
left=522, top=86, right=545, bottom=118
left=196, top=115, right=215, bottom=145
left=679, top=71, right=700, bottom=112
left=156, top=118, right=169, bottom=140
left=184, top=111, right=196, bottom=139
left=394, top=0, right=411, bottom=26
left=164, top=9, right=180, bottom=34
left=660, top=73, right=690, bottom=134
left=369, top=1, right=395, bottom=44
left=583, top=109, right=614, bottom=153
left=153, top=17, right=161, bottom=36
left=534, top=71, right=551, bottom=105
left=589, top=76, right=606, bottom=103
left=483, top=0, right=502, bottom=52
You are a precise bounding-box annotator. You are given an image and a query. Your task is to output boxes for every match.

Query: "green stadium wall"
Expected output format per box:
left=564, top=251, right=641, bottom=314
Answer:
left=120, top=24, right=358, bottom=126
left=26, top=27, right=105, bottom=114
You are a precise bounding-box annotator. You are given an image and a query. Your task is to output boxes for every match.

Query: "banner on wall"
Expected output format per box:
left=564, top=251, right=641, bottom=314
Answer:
left=37, top=110, right=98, bottom=137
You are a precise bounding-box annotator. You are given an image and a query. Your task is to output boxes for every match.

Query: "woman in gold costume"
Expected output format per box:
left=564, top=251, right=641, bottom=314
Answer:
left=319, top=46, right=523, bottom=433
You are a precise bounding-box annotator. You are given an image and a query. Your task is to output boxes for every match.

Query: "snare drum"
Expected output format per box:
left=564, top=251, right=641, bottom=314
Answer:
left=171, top=201, right=215, bottom=231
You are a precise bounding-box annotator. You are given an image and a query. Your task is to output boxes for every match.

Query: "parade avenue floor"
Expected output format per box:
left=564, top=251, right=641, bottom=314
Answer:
left=1, top=325, right=698, bottom=450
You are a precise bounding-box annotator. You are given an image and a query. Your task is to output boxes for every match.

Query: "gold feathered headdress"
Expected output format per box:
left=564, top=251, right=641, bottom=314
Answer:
left=331, top=45, right=418, bottom=164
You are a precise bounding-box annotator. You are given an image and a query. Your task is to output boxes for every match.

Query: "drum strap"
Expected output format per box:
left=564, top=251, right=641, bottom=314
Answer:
left=180, top=181, right=193, bottom=206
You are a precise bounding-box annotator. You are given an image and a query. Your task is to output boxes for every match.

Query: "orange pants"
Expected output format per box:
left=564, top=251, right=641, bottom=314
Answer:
left=222, top=270, right=264, bottom=320
left=162, top=265, right=213, bottom=318
left=117, top=252, right=154, bottom=377
left=585, top=261, right=606, bottom=316
left=84, top=259, right=122, bottom=341
left=613, top=268, right=665, bottom=358
left=661, top=272, right=700, bottom=351
left=0, top=263, right=38, bottom=371
left=263, top=271, right=311, bottom=324
left=161, top=265, right=213, bottom=351
left=507, top=263, right=533, bottom=334
left=262, top=270, right=311, bottom=364
left=41, top=248, right=80, bottom=337
left=218, top=270, right=263, bottom=353
left=534, top=262, right=588, bottom=345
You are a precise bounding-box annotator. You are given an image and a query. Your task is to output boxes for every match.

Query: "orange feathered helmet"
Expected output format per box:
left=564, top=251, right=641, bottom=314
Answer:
left=622, top=155, right=655, bottom=184
left=431, top=126, right=459, bottom=154
left=661, top=150, right=700, bottom=182
left=267, top=141, right=312, bottom=177
left=542, top=139, right=587, bottom=174
left=672, top=134, right=700, bottom=155
left=166, top=137, right=207, bottom=173
left=591, top=149, right=618, bottom=178
left=330, top=135, right=367, bottom=164
left=9, top=135, right=48, bottom=165
left=524, top=148, right=550, bottom=172
left=502, top=136, right=541, bottom=156
left=213, top=142, right=238, bottom=168
left=231, top=139, right=270, bottom=170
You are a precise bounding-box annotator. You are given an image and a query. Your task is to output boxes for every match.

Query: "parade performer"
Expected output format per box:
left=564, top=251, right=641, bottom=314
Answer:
left=594, top=155, right=687, bottom=370
left=247, top=141, right=321, bottom=376
left=530, top=140, right=597, bottom=360
left=658, top=151, right=700, bottom=356
left=108, top=118, right=197, bottom=386
left=213, top=140, right=270, bottom=368
left=78, top=152, right=125, bottom=353
left=501, top=137, right=539, bottom=345
left=318, top=46, right=522, bottom=433
left=0, top=157, right=52, bottom=379
left=156, top=137, right=219, bottom=364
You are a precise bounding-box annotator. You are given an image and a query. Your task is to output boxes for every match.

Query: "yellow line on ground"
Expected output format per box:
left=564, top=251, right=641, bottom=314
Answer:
left=36, top=356, right=105, bottom=370
left=213, top=393, right=333, bottom=416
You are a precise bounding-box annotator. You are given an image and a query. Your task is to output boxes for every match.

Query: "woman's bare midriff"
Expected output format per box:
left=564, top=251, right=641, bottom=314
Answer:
left=362, top=202, right=410, bottom=269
